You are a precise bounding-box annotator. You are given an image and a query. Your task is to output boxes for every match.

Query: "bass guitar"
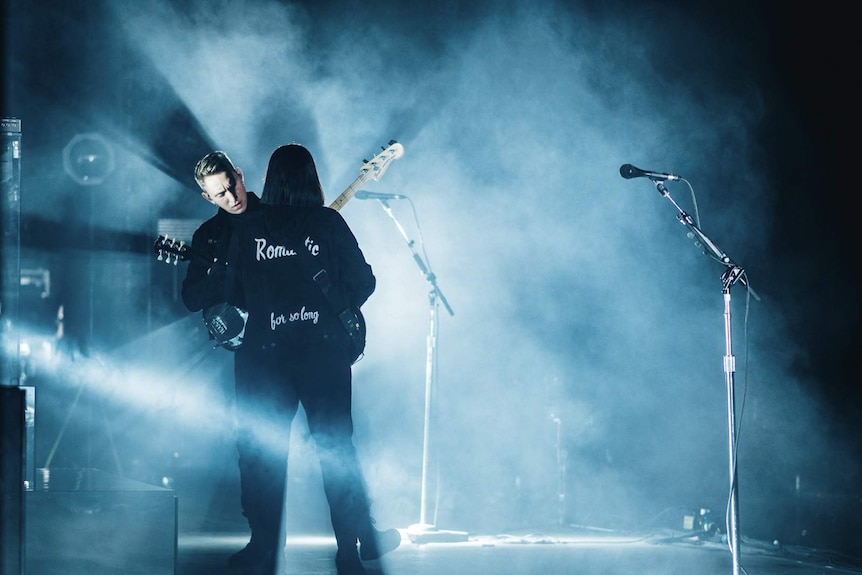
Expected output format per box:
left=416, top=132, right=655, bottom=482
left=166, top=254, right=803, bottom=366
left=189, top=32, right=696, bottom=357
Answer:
left=325, top=140, right=403, bottom=362
left=153, top=236, right=248, bottom=350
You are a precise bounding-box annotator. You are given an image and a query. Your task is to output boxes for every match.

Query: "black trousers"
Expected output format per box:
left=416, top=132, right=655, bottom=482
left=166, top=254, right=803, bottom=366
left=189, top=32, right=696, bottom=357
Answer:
left=233, top=342, right=372, bottom=551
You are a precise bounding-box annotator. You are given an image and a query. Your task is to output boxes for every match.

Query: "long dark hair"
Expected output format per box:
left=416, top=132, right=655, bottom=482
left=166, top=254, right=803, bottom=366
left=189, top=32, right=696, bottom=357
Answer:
left=261, top=144, right=325, bottom=207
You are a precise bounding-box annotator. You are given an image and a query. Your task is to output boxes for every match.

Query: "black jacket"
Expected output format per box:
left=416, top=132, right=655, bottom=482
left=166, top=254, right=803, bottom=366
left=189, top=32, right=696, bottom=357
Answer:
left=181, top=193, right=262, bottom=313
left=227, top=205, right=375, bottom=351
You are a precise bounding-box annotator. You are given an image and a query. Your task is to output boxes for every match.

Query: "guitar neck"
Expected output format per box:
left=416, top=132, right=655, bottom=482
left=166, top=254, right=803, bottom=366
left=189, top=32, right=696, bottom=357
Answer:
left=328, top=176, right=365, bottom=212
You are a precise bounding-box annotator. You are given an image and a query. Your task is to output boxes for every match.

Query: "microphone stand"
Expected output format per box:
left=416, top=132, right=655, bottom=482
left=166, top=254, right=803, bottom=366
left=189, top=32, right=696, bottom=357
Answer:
left=373, top=199, right=465, bottom=544
left=653, top=180, right=759, bottom=575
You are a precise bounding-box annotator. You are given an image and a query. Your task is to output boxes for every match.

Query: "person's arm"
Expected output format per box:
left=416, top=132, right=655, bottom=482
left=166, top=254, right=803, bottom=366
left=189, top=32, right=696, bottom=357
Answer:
left=331, top=212, right=376, bottom=309
left=181, top=220, right=228, bottom=312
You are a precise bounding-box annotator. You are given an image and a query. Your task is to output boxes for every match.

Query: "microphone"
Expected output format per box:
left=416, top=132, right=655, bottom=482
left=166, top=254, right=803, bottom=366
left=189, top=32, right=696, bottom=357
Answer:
left=619, top=164, right=681, bottom=181
left=354, top=190, right=408, bottom=200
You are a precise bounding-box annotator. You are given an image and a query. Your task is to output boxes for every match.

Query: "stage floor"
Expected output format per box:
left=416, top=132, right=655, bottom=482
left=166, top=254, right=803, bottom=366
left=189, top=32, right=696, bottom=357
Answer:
left=176, top=528, right=862, bottom=575
left=17, top=467, right=862, bottom=575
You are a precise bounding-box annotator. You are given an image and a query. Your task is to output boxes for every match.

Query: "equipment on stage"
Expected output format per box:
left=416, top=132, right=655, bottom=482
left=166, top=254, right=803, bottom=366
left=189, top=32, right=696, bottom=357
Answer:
left=620, top=163, right=760, bottom=575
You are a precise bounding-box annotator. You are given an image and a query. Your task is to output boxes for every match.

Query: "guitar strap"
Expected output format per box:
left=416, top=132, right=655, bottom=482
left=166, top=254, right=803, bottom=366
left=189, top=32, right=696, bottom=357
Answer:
left=294, top=238, right=365, bottom=359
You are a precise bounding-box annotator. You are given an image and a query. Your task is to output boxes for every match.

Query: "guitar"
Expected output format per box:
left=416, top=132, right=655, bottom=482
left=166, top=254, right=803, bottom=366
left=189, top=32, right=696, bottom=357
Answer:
left=326, top=139, right=404, bottom=362
left=153, top=235, right=249, bottom=350
left=154, top=140, right=404, bottom=359
left=153, top=235, right=191, bottom=265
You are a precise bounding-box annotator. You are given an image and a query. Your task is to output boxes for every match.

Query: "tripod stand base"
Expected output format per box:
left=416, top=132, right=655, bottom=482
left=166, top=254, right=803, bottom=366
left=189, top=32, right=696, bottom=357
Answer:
left=406, top=522, right=469, bottom=544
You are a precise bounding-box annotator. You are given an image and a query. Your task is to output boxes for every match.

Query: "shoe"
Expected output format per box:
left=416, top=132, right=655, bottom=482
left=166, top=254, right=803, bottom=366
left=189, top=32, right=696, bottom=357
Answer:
left=335, top=548, right=368, bottom=575
left=359, top=527, right=402, bottom=561
left=227, top=540, right=277, bottom=574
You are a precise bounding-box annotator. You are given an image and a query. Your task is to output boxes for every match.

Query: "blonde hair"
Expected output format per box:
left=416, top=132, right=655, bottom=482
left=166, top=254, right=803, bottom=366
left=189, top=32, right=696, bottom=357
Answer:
left=194, top=151, right=237, bottom=191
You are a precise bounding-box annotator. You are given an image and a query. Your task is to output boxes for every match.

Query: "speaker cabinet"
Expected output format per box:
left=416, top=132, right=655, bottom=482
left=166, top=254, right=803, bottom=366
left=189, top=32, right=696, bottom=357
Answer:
left=25, top=468, right=176, bottom=575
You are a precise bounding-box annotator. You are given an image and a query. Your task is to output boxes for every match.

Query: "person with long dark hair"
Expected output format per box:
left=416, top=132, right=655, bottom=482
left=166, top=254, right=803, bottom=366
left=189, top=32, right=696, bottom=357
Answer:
left=225, top=144, right=400, bottom=575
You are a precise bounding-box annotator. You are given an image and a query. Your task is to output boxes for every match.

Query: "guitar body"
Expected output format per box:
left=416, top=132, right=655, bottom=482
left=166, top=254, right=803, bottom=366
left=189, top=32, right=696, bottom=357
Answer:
left=203, top=302, right=249, bottom=351
left=153, top=235, right=250, bottom=350
left=154, top=140, right=404, bottom=358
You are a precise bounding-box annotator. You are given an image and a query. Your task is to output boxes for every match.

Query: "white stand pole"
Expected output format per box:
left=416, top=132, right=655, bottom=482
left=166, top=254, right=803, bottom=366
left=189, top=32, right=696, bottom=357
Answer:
left=372, top=199, right=466, bottom=543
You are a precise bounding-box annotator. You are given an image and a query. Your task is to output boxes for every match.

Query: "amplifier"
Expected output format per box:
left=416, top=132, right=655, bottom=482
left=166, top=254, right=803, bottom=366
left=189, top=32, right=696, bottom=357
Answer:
left=25, top=468, right=177, bottom=575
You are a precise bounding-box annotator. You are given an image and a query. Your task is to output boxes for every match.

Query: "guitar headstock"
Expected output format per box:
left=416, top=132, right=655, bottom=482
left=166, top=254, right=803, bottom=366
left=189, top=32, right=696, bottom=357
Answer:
left=153, top=235, right=190, bottom=265
left=359, top=140, right=404, bottom=184
left=329, top=140, right=405, bottom=212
